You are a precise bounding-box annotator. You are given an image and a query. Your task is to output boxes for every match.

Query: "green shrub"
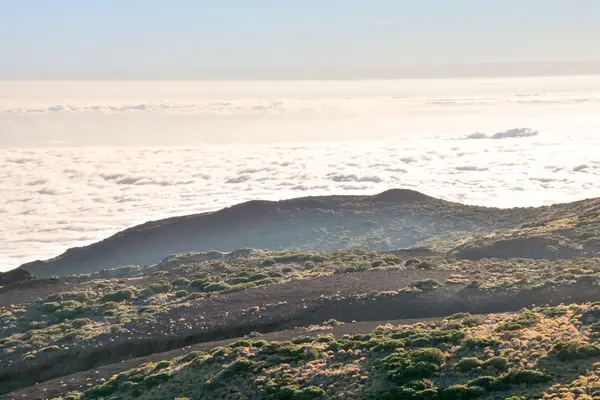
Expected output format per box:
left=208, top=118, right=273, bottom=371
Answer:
left=143, top=371, right=172, bottom=388
left=262, top=342, right=320, bottom=361
left=253, top=278, right=278, bottom=286
left=39, top=302, right=60, bottom=313
left=483, top=356, right=508, bottom=370
left=467, top=376, right=499, bottom=391
left=549, top=340, right=600, bottom=361
left=412, top=348, right=446, bottom=364
left=501, top=369, right=550, bottom=385
left=439, top=384, right=482, bottom=399
left=100, top=288, right=135, bottom=303
left=537, top=305, right=569, bottom=318
left=55, top=307, right=84, bottom=322
left=227, top=277, right=249, bottom=285
left=497, top=311, right=540, bottom=331
left=261, top=259, right=276, bottom=266
left=175, top=290, right=189, bottom=298
left=412, top=388, right=439, bottom=400
left=404, top=379, right=435, bottom=391
left=64, top=391, right=82, bottom=400
left=399, top=362, right=441, bottom=383
left=184, top=293, right=204, bottom=301
left=315, top=335, right=335, bottom=343
left=222, top=357, right=261, bottom=377
left=189, top=279, right=208, bottom=289
left=63, top=330, right=86, bottom=340
left=154, top=360, right=172, bottom=370
left=74, top=292, right=90, bottom=302
left=463, top=336, right=500, bottom=349
left=137, top=306, right=158, bottom=314
left=203, top=282, right=230, bottom=293
left=171, top=277, right=190, bottom=286
left=303, top=261, right=316, bottom=270
left=381, top=348, right=445, bottom=384
left=230, top=339, right=253, bottom=348
left=248, top=273, right=270, bottom=282
left=29, top=321, right=47, bottom=329
left=72, top=318, right=93, bottom=328
left=455, top=357, right=482, bottom=372
left=211, top=346, right=232, bottom=357
left=84, top=382, right=118, bottom=398
left=150, top=281, right=172, bottom=293
left=410, top=279, right=442, bottom=291
left=295, top=386, right=326, bottom=399
left=119, top=381, right=140, bottom=394
left=370, top=338, right=406, bottom=352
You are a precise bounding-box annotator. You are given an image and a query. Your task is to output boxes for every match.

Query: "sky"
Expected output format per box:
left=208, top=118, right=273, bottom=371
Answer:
left=2, top=0, right=600, bottom=79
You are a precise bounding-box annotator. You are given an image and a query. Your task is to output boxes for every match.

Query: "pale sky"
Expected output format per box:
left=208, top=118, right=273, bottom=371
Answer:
left=2, top=0, right=600, bottom=79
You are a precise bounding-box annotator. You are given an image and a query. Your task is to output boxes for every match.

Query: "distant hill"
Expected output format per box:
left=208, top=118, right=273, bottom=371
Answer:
left=15, top=189, right=600, bottom=277
left=445, top=197, right=600, bottom=260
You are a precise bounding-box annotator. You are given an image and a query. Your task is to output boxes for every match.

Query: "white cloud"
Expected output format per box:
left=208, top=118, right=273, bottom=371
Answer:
left=1, top=131, right=600, bottom=271
left=465, top=128, right=539, bottom=140
left=1, top=77, right=600, bottom=270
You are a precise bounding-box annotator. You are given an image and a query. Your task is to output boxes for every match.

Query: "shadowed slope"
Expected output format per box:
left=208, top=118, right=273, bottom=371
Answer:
left=15, top=190, right=477, bottom=277
left=15, top=189, right=600, bottom=277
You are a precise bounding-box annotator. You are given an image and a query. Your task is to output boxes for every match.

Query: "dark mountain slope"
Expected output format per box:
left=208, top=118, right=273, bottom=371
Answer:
left=16, top=189, right=599, bottom=277
left=15, top=190, right=497, bottom=277
left=448, top=197, right=600, bottom=259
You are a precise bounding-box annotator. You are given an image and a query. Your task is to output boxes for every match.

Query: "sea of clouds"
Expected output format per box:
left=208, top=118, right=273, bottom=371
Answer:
left=1, top=77, right=600, bottom=270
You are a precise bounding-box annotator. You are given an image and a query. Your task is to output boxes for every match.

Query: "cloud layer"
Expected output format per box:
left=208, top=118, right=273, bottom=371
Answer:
left=2, top=77, right=600, bottom=270
left=1, top=129, right=599, bottom=270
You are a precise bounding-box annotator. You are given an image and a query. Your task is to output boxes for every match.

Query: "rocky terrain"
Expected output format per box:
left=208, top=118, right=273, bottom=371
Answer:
left=1, top=189, right=599, bottom=399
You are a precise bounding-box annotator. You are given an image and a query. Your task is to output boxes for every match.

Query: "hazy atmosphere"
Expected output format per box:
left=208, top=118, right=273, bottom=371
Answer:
left=2, top=0, right=600, bottom=79
left=2, top=1, right=600, bottom=269
left=3, top=3, right=600, bottom=400
left=2, top=76, right=600, bottom=269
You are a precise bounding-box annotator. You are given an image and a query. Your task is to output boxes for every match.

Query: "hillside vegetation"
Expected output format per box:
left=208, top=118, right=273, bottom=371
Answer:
left=1, top=190, right=599, bottom=399
left=76, top=304, right=600, bottom=400
left=17, top=189, right=600, bottom=277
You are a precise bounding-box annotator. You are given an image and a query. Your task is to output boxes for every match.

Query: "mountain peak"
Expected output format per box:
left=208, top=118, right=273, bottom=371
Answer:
left=373, top=188, right=435, bottom=203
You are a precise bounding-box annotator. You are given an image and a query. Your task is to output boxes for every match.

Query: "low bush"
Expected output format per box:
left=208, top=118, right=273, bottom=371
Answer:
left=171, top=277, right=190, bottom=286
left=501, top=369, right=550, bottom=385
left=455, top=357, right=483, bottom=372
left=175, top=290, right=189, bottom=298
left=483, top=356, right=508, bottom=370
left=410, top=279, right=442, bottom=291
left=143, top=371, right=172, bottom=388
left=497, top=311, right=540, bottom=331
left=149, top=281, right=172, bottom=293
left=38, top=302, right=60, bottom=313
left=203, top=282, right=230, bottom=293
left=72, top=318, right=93, bottom=328
left=100, top=288, right=135, bottom=303
left=549, top=340, right=600, bottom=361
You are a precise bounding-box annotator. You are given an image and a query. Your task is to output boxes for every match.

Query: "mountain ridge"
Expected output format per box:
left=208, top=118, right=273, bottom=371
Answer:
left=12, top=189, right=600, bottom=277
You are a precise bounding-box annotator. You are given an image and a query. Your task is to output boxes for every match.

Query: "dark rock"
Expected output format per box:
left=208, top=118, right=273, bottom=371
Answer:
left=0, top=267, right=34, bottom=286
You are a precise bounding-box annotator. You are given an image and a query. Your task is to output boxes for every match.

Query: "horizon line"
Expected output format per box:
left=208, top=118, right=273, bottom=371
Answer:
left=3, top=60, right=600, bottom=81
